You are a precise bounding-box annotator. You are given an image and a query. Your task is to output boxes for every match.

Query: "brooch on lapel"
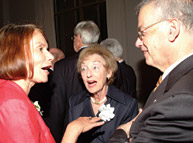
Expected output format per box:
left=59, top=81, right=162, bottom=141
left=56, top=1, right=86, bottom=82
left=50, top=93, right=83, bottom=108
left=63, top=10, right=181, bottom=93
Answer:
left=99, top=104, right=115, bottom=122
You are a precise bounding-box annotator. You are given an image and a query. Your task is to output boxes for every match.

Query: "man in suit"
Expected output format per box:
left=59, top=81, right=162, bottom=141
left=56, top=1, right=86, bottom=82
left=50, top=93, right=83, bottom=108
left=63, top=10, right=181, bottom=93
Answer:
left=107, top=0, right=193, bottom=142
left=100, top=38, right=137, bottom=98
left=44, top=20, right=100, bottom=142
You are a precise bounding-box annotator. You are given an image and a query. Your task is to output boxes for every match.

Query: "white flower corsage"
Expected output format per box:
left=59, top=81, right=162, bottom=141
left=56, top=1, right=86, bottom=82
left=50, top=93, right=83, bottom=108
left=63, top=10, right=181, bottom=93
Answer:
left=99, top=104, right=115, bottom=122
left=33, top=101, right=43, bottom=116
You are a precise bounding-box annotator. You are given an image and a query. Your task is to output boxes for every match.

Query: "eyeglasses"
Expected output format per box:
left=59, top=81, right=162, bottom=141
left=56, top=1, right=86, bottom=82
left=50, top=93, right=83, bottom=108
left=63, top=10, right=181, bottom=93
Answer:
left=138, top=19, right=168, bottom=40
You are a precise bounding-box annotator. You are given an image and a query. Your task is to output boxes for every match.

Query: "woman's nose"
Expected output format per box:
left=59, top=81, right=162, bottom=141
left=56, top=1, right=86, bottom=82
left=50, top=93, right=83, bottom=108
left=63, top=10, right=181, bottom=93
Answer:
left=47, top=50, right=54, bottom=62
left=86, top=68, right=92, bottom=78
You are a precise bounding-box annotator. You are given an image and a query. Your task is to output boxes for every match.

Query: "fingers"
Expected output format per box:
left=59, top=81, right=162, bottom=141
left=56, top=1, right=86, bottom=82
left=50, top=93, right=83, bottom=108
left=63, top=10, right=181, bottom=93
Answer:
left=88, top=116, right=102, bottom=122
left=81, top=117, right=104, bottom=133
left=139, top=108, right=143, bottom=114
left=95, top=121, right=105, bottom=126
left=131, top=108, right=143, bottom=122
left=116, top=109, right=143, bottom=137
left=89, top=117, right=92, bottom=120
left=91, top=117, right=104, bottom=124
left=88, top=117, right=105, bottom=126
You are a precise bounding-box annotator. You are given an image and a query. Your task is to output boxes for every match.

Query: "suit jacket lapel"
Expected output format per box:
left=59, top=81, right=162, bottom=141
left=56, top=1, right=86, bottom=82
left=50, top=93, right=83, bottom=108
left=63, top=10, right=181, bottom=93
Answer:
left=143, top=77, right=167, bottom=109
left=144, top=55, right=193, bottom=109
left=165, top=55, right=193, bottom=92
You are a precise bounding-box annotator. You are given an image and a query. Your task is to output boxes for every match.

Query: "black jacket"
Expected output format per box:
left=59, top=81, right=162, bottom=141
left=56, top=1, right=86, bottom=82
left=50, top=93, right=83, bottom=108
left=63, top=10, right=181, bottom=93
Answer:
left=107, top=55, right=193, bottom=143
left=44, top=51, right=86, bottom=142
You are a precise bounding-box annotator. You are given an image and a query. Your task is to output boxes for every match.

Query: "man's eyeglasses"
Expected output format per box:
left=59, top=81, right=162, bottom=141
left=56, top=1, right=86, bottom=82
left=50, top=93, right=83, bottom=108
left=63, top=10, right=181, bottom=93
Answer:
left=138, top=19, right=168, bottom=40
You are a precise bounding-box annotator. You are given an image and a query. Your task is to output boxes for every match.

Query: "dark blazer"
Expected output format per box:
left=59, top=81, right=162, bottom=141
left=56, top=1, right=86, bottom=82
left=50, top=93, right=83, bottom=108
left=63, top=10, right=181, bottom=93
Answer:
left=29, top=69, right=53, bottom=118
left=44, top=51, right=86, bottom=142
left=66, top=85, right=138, bottom=143
left=107, top=55, right=193, bottom=143
left=114, top=61, right=136, bottom=98
left=44, top=51, right=137, bottom=142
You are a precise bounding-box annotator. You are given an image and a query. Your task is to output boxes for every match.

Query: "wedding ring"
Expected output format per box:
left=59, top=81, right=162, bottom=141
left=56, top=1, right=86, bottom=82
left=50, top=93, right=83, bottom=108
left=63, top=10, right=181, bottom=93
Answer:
left=89, top=117, right=92, bottom=120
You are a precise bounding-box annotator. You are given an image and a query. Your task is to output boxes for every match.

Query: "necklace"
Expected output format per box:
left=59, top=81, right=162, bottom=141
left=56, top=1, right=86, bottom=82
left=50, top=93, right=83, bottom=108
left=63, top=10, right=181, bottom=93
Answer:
left=90, top=96, right=107, bottom=105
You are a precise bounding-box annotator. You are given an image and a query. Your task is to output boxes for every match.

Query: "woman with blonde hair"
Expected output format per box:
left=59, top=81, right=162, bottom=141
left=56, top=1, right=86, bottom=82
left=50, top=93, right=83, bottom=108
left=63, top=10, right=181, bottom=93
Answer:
left=65, top=44, right=138, bottom=143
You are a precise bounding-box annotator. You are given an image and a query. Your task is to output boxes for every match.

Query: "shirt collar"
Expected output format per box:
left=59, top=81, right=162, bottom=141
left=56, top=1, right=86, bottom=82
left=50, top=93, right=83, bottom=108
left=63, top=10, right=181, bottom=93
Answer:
left=79, top=45, right=88, bottom=51
left=81, top=85, right=127, bottom=105
left=106, top=85, right=127, bottom=105
left=118, top=59, right=124, bottom=63
left=162, top=53, right=193, bottom=80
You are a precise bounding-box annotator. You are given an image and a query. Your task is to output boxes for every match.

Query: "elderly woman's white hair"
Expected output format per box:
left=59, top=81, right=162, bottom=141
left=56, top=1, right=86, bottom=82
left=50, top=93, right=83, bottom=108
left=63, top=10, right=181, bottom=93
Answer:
left=100, top=38, right=123, bottom=59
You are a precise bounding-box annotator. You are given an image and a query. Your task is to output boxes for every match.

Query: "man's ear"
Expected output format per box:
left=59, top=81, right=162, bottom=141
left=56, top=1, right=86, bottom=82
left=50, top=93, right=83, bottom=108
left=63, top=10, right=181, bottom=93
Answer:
left=168, top=18, right=180, bottom=42
left=77, top=34, right=81, bottom=40
left=77, top=34, right=82, bottom=47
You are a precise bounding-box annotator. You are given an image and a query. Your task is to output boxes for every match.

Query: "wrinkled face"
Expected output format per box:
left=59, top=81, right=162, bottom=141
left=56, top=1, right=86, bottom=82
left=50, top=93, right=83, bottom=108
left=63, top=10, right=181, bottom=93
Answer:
left=30, top=30, right=54, bottom=83
left=80, top=54, right=112, bottom=95
left=135, top=4, right=170, bottom=71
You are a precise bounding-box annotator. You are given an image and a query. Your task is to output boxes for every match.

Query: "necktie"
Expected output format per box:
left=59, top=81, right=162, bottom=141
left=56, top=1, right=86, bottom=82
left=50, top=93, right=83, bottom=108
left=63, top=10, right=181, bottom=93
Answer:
left=153, top=75, right=162, bottom=92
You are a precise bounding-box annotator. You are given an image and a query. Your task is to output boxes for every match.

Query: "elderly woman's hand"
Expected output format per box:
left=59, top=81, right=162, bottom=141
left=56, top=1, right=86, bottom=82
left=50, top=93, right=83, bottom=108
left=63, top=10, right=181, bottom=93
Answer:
left=61, top=117, right=104, bottom=143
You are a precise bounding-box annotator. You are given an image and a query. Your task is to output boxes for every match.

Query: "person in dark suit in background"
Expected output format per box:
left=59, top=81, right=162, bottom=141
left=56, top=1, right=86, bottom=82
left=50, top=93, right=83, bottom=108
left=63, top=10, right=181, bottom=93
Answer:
left=29, top=47, right=65, bottom=118
left=100, top=38, right=137, bottom=98
left=107, top=0, right=193, bottom=142
left=44, top=20, right=100, bottom=142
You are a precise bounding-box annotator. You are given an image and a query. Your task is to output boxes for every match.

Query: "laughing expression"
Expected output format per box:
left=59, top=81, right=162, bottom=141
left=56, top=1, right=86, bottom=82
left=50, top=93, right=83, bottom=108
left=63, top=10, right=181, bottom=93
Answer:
left=80, top=54, right=112, bottom=95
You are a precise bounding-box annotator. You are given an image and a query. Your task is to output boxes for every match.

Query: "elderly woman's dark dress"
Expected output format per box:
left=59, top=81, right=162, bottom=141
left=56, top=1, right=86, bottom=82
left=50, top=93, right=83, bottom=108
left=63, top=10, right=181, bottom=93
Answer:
left=66, top=85, right=138, bottom=143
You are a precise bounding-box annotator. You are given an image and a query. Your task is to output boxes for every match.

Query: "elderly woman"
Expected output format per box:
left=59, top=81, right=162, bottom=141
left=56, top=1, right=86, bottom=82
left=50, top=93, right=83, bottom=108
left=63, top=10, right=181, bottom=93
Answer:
left=65, top=44, right=138, bottom=143
left=0, top=24, right=103, bottom=143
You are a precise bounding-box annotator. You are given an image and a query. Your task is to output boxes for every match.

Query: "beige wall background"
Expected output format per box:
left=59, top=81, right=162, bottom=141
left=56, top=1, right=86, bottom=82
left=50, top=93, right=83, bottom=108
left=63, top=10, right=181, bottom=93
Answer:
left=106, top=0, right=161, bottom=107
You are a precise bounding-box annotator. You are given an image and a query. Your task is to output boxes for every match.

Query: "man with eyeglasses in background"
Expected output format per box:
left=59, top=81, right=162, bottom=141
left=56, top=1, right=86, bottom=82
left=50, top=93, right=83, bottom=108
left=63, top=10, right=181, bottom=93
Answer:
left=107, top=0, right=193, bottom=142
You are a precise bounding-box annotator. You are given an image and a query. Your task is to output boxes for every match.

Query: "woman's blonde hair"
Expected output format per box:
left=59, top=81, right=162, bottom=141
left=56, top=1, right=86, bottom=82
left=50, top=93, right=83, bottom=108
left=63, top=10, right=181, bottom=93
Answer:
left=77, top=44, right=118, bottom=85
